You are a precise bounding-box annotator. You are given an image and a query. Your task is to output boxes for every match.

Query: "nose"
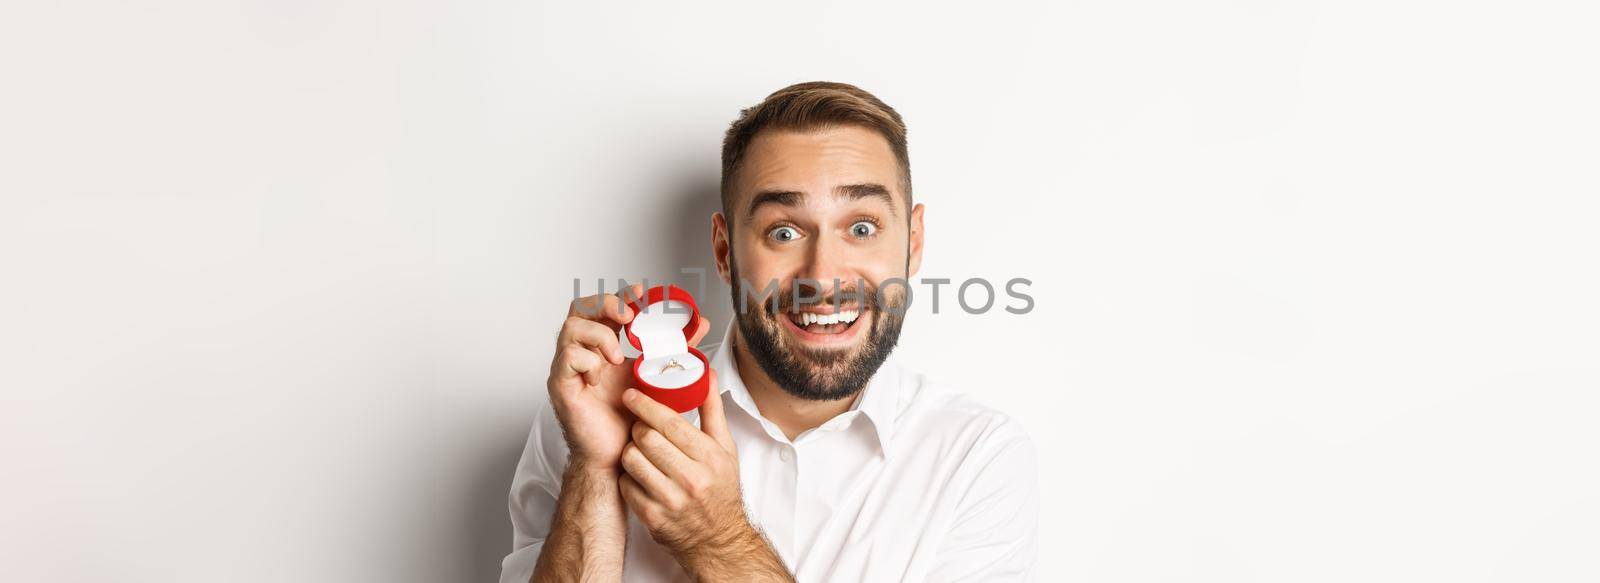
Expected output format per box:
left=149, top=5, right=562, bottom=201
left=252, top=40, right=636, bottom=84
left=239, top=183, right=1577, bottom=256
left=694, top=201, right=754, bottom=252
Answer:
left=796, top=234, right=853, bottom=301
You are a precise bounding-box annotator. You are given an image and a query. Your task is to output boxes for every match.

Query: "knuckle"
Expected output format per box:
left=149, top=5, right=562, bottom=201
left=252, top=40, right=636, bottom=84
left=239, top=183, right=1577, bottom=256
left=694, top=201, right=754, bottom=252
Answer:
left=556, top=317, right=580, bottom=342
left=556, top=344, right=585, bottom=363
left=552, top=345, right=574, bottom=365
left=684, top=475, right=710, bottom=498
left=662, top=493, right=687, bottom=513
left=572, top=295, right=605, bottom=317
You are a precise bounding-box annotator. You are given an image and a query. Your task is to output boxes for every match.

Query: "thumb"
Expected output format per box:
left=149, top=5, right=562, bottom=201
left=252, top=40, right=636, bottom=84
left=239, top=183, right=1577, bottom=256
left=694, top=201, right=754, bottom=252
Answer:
left=698, top=369, right=734, bottom=452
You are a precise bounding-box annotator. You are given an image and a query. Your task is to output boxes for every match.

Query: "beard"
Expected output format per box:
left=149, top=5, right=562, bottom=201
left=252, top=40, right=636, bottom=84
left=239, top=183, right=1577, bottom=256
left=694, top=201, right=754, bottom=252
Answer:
left=727, top=261, right=908, bottom=402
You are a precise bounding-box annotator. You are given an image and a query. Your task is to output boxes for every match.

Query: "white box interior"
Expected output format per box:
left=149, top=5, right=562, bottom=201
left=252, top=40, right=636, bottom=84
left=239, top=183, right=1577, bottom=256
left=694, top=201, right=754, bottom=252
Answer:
left=630, top=299, right=704, bottom=389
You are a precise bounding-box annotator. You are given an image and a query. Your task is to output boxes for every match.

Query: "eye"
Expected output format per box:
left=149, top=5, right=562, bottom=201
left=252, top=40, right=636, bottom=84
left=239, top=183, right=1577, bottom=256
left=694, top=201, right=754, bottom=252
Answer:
left=849, top=220, right=878, bottom=238
left=769, top=225, right=802, bottom=243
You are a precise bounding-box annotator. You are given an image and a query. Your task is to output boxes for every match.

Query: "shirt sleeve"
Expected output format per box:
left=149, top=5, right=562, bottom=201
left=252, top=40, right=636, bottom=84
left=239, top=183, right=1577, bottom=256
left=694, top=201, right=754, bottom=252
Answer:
left=498, top=398, right=571, bottom=583
left=928, top=418, right=1041, bottom=582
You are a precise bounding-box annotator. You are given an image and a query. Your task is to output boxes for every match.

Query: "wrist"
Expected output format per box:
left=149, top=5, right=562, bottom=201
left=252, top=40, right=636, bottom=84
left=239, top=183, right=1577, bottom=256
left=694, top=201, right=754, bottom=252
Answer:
left=565, top=455, right=618, bottom=481
left=673, top=520, right=771, bottom=575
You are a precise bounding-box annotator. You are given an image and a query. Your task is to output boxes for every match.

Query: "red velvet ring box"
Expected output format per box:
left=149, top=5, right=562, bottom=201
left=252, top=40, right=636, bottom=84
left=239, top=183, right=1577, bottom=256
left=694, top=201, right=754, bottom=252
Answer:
left=624, top=285, right=710, bottom=413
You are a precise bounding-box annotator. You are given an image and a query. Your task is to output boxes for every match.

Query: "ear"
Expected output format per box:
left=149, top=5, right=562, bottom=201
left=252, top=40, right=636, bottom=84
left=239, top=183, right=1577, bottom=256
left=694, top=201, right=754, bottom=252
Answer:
left=712, top=212, right=733, bottom=285
left=907, top=202, right=926, bottom=277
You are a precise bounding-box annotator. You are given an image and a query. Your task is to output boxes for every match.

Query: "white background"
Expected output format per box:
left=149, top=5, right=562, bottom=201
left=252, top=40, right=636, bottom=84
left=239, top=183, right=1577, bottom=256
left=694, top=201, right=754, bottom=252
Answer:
left=3, top=1, right=1597, bottom=581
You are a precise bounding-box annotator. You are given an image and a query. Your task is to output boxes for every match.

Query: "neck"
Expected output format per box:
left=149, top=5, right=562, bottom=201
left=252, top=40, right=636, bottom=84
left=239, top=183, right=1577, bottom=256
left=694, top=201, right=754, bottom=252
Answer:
left=731, top=328, right=860, bottom=442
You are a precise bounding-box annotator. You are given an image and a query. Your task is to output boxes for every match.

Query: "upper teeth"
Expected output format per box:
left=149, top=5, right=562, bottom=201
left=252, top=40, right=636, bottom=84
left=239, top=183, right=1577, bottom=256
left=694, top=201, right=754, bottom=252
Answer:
left=797, top=310, right=860, bottom=326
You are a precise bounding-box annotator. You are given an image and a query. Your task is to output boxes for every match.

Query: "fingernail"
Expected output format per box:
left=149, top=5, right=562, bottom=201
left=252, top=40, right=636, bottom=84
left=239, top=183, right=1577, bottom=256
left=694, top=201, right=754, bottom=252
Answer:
left=623, top=388, right=637, bottom=401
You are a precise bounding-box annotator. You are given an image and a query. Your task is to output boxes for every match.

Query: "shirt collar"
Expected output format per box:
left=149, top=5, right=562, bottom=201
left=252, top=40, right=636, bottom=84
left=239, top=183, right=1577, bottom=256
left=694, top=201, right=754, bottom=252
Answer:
left=702, top=320, right=900, bottom=457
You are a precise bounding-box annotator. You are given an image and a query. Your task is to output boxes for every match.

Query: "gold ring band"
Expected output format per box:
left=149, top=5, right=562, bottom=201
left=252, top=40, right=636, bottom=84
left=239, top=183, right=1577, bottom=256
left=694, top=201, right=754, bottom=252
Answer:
left=659, top=359, right=687, bottom=374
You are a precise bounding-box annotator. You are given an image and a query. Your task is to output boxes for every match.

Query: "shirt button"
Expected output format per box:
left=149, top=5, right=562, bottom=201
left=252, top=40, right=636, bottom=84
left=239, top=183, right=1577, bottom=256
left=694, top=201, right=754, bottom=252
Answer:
left=778, top=447, right=793, bottom=462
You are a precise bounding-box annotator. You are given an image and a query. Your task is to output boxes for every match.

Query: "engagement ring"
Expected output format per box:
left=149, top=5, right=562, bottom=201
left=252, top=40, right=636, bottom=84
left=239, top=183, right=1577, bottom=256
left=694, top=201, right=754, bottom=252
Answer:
left=659, top=359, right=687, bottom=374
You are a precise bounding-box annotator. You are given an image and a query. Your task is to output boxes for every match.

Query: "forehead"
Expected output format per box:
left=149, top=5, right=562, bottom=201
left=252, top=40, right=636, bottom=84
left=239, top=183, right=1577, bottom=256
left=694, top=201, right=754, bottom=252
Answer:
left=731, top=125, right=902, bottom=212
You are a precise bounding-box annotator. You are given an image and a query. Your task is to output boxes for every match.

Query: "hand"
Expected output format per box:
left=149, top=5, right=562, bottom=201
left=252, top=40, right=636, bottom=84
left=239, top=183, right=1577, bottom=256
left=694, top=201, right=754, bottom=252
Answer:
left=619, top=372, right=795, bottom=580
left=547, top=284, right=711, bottom=471
left=617, top=370, right=752, bottom=554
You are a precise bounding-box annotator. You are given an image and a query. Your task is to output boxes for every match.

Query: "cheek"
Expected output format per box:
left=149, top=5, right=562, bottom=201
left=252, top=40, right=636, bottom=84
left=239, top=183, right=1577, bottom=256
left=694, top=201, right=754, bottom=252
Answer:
left=855, top=245, right=910, bottom=279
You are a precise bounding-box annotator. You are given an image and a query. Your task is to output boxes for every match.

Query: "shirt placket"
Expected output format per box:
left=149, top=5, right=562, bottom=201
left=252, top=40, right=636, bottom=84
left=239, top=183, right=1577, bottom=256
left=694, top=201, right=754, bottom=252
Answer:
left=752, top=415, right=800, bottom=565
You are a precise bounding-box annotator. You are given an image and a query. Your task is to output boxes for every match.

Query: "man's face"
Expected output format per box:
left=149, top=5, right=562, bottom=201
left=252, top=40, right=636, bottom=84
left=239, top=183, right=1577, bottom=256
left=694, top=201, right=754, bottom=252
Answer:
left=713, top=125, right=926, bottom=401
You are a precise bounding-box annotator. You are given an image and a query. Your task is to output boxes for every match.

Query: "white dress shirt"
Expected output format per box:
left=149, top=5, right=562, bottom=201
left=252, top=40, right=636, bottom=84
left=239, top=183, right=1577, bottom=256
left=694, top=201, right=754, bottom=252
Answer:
left=500, top=323, right=1039, bottom=582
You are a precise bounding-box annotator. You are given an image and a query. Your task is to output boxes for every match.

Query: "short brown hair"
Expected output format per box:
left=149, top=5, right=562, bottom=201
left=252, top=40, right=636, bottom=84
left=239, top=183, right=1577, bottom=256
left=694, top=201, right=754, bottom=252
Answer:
left=720, top=81, right=911, bottom=219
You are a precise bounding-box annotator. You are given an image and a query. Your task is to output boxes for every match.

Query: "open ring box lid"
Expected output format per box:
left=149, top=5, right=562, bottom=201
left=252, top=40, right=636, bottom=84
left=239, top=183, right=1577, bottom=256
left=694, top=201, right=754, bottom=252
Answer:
left=624, top=285, right=710, bottom=413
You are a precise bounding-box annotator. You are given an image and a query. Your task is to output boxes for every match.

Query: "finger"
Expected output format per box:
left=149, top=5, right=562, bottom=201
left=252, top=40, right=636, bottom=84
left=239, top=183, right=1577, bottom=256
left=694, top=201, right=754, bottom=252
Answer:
left=630, top=420, right=695, bottom=481
left=619, top=441, right=682, bottom=506
left=623, top=387, right=716, bottom=460
left=619, top=474, right=665, bottom=520
left=697, top=369, right=735, bottom=452
left=558, top=316, right=625, bottom=365
left=688, top=316, right=712, bottom=346
left=568, top=288, right=639, bottom=330
left=552, top=344, right=605, bottom=390
left=613, top=283, right=648, bottom=313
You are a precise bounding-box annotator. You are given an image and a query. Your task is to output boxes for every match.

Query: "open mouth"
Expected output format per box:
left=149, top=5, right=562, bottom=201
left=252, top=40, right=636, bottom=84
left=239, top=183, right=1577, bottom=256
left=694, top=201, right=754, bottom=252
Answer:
left=781, top=307, right=868, bottom=342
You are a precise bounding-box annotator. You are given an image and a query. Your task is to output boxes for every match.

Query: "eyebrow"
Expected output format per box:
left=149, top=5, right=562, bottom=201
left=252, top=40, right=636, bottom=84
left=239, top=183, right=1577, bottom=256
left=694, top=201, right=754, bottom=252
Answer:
left=744, top=183, right=900, bottom=222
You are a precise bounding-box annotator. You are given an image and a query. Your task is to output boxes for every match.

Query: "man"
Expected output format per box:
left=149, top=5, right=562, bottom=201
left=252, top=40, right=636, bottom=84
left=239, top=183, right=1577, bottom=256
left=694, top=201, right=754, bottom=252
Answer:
left=500, top=81, right=1039, bottom=582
